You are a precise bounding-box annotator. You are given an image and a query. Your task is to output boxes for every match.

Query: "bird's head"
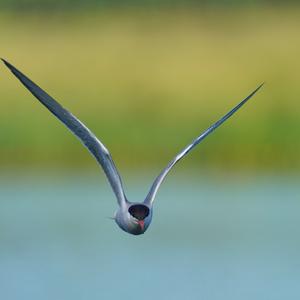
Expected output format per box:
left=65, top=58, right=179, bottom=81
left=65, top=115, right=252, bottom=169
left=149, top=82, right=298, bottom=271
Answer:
left=115, top=203, right=152, bottom=235
left=128, top=204, right=151, bottom=233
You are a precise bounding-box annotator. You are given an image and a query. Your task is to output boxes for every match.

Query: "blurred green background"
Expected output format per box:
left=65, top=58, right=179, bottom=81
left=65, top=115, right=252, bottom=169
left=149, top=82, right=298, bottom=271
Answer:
left=0, top=2, right=299, bottom=173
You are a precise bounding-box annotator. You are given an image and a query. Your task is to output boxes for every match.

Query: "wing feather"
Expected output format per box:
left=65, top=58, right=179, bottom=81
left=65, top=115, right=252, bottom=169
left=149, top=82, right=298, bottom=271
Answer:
left=144, top=84, right=264, bottom=205
left=2, top=59, right=127, bottom=206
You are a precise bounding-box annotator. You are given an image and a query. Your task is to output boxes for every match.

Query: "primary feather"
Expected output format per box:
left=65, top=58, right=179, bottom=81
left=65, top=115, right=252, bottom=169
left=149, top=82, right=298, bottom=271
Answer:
left=144, top=83, right=264, bottom=205
left=2, top=58, right=127, bottom=206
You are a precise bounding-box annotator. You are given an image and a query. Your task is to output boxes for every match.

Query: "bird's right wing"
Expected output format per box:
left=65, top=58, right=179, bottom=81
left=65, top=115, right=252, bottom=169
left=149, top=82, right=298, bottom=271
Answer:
left=144, top=84, right=264, bottom=206
left=2, top=59, right=127, bottom=206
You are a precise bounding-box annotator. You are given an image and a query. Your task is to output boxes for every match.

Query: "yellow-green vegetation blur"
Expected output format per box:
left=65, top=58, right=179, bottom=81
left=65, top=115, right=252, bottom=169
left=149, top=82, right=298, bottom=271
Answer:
left=0, top=7, right=299, bottom=171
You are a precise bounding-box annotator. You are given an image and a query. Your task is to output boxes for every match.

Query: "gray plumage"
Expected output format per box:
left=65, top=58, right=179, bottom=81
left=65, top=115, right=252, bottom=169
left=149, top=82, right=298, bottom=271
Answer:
left=2, top=58, right=263, bottom=235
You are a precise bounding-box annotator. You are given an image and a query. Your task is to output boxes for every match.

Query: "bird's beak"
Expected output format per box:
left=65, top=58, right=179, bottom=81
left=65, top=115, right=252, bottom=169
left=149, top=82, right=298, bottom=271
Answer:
left=138, top=220, right=145, bottom=231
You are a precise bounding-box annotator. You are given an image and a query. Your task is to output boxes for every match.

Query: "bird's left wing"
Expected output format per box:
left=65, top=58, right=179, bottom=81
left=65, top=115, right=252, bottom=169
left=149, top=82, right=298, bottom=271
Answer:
left=144, top=84, right=263, bottom=205
left=2, top=59, right=127, bottom=206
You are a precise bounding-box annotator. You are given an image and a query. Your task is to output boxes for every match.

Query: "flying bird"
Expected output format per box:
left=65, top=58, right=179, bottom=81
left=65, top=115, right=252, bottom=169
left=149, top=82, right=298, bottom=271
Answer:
left=2, top=59, right=263, bottom=235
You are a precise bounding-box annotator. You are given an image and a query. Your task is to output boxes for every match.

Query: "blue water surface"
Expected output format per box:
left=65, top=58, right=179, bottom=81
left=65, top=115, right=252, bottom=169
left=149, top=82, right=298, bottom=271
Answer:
left=0, top=173, right=299, bottom=300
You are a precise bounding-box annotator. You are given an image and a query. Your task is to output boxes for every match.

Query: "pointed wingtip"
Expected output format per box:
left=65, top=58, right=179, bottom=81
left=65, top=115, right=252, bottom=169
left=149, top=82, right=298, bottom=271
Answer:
left=256, top=82, right=265, bottom=92
left=254, top=82, right=265, bottom=92
left=244, top=82, right=265, bottom=102
left=1, top=58, right=13, bottom=70
left=1, top=59, right=26, bottom=79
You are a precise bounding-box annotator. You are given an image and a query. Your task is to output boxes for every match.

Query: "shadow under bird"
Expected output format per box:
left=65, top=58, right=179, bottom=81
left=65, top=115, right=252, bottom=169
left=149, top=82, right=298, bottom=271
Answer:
left=2, top=59, right=263, bottom=235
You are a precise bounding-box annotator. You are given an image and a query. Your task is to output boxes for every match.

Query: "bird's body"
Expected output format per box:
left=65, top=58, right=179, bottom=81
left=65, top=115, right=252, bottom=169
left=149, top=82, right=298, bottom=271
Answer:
left=115, top=203, right=152, bottom=235
left=2, top=58, right=263, bottom=235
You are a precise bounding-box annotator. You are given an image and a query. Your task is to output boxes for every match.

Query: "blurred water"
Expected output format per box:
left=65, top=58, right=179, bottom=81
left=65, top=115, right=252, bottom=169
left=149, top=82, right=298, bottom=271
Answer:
left=0, top=173, right=299, bottom=300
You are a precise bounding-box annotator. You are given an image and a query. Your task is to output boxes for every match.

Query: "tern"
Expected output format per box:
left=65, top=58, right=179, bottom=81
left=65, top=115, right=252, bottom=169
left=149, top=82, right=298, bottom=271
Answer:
left=2, top=59, right=263, bottom=235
